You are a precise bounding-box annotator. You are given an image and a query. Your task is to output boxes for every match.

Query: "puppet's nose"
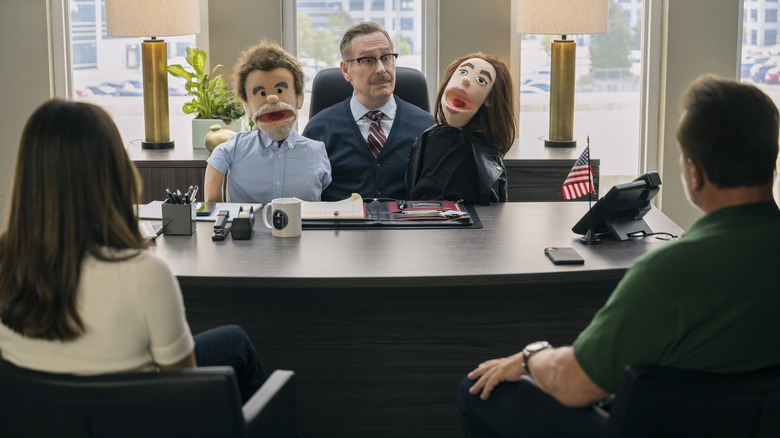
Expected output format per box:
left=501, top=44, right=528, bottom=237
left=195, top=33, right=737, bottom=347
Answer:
left=461, top=76, right=471, bottom=87
left=267, top=94, right=280, bottom=103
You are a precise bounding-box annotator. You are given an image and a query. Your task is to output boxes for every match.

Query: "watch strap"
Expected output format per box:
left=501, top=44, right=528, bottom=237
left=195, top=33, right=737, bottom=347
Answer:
left=522, top=340, right=552, bottom=377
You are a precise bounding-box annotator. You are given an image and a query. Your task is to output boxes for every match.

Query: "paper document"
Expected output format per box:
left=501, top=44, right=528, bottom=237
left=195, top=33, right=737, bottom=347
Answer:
left=301, top=193, right=365, bottom=219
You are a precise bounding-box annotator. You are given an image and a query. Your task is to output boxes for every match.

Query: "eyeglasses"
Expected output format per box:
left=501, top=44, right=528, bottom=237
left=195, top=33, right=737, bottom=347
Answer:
left=344, top=53, right=399, bottom=70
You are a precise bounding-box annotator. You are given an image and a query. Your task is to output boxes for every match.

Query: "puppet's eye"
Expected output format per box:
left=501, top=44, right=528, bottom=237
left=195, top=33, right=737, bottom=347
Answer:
left=458, top=68, right=468, bottom=75
left=477, top=77, right=489, bottom=85
left=277, top=88, right=284, bottom=94
left=260, top=90, right=267, bottom=97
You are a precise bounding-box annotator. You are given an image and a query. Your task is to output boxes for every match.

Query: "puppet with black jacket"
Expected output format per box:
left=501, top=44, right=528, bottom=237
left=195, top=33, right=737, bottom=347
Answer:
left=405, top=53, right=517, bottom=204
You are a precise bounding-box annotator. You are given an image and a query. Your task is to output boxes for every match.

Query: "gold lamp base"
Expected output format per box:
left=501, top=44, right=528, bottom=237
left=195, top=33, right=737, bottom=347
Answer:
left=546, top=38, right=577, bottom=148
left=141, top=38, right=174, bottom=150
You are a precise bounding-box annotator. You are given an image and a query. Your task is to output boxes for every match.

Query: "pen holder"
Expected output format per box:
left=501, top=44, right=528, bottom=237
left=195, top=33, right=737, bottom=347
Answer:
left=162, top=202, right=196, bottom=235
left=231, top=205, right=255, bottom=240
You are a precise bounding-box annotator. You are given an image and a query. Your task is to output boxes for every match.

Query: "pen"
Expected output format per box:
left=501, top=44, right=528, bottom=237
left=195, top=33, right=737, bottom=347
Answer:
left=183, top=185, right=194, bottom=204
left=189, top=185, right=199, bottom=204
left=165, top=188, right=178, bottom=204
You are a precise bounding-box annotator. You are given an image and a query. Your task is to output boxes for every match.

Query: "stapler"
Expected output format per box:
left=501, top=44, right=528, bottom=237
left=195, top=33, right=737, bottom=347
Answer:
left=211, top=210, right=230, bottom=241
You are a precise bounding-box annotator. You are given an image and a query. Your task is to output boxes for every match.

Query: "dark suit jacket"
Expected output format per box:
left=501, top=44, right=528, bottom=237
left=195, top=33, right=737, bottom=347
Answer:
left=303, top=95, right=434, bottom=201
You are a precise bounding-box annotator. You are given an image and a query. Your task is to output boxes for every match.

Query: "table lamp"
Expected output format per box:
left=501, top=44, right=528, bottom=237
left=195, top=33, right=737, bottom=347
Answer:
left=105, top=0, right=200, bottom=150
left=517, top=0, right=608, bottom=148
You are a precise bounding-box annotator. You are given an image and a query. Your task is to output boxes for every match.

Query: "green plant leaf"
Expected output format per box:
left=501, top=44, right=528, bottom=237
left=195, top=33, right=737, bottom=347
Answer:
left=167, top=46, right=243, bottom=120
left=191, top=50, right=206, bottom=75
left=185, top=47, right=206, bottom=75
left=182, top=101, right=199, bottom=115
left=164, top=64, right=192, bottom=81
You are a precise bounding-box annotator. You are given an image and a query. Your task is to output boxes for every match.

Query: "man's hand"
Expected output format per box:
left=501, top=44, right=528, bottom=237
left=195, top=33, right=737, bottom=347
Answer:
left=466, top=351, right=526, bottom=400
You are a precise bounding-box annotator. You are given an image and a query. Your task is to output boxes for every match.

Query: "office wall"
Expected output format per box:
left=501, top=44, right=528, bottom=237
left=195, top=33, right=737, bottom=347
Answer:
left=207, top=0, right=284, bottom=91
left=653, top=0, right=741, bottom=229
left=0, top=1, right=53, bottom=224
left=437, top=0, right=512, bottom=83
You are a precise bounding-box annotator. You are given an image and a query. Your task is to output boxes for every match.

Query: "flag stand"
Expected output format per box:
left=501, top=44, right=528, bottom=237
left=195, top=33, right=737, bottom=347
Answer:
left=579, top=136, right=600, bottom=245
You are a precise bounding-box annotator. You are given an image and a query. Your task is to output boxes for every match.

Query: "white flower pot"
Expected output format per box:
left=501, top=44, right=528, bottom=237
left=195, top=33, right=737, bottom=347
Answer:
left=192, top=118, right=242, bottom=149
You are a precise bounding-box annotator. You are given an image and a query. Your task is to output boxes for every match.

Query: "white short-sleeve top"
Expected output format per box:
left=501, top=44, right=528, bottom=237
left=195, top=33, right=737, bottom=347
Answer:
left=0, top=249, right=194, bottom=374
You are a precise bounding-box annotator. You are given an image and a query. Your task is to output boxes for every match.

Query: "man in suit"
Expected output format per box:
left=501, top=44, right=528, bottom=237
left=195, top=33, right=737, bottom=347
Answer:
left=458, top=74, right=780, bottom=437
left=303, top=21, right=434, bottom=201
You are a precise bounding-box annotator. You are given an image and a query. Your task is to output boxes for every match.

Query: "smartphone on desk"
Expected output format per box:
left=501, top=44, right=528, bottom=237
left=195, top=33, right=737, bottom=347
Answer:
left=544, top=247, right=585, bottom=265
left=196, top=201, right=216, bottom=216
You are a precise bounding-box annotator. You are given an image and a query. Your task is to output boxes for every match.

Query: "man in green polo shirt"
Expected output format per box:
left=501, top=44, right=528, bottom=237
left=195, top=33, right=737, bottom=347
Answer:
left=458, top=74, right=780, bottom=437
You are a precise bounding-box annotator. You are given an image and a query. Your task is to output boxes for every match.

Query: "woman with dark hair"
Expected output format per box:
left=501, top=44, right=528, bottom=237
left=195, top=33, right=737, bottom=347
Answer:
left=0, top=99, right=266, bottom=402
left=406, top=52, right=517, bottom=204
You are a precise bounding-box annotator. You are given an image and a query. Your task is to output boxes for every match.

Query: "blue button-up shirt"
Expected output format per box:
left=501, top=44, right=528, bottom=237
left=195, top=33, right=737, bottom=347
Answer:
left=207, top=129, right=331, bottom=204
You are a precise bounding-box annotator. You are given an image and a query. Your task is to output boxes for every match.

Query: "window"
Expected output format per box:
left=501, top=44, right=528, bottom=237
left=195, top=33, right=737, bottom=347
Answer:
left=65, top=0, right=196, bottom=145
left=519, top=0, right=644, bottom=181
left=740, top=0, right=780, bottom=203
left=295, top=0, right=423, bottom=127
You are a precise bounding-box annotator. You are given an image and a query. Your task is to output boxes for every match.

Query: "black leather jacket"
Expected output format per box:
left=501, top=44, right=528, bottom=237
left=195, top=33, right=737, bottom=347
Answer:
left=405, top=127, right=508, bottom=204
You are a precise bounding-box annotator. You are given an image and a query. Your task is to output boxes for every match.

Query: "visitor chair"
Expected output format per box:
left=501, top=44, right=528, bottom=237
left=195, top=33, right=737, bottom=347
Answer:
left=601, top=364, right=780, bottom=437
left=0, top=359, right=295, bottom=438
left=516, top=364, right=780, bottom=437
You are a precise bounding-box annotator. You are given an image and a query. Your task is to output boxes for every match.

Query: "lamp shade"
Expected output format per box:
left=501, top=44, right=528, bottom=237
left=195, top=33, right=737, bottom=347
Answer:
left=516, top=0, right=608, bottom=35
left=105, top=0, right=200, bottom=37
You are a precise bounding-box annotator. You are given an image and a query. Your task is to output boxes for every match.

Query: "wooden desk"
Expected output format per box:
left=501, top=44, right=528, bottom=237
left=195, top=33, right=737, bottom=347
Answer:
left=129, top=142, right=599, bottom=203
left=147, top=202, right=681, bottom=438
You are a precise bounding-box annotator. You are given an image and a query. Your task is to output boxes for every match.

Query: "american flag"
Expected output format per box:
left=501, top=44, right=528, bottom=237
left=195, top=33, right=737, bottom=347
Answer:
left=561, top=147, right=594, bottom=200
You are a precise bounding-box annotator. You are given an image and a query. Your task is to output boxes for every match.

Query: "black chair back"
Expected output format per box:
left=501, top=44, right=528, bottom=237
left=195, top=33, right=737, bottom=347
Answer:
left=604, top=365, right=780, bottom=437
left=0, top=360, right=295, bottom=438
left=308, top=66, right=430, bottom=118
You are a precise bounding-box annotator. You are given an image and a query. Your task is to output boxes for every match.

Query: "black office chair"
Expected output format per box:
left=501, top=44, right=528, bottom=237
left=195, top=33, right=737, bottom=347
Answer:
left=308, top=66, right=430, bottom=118
left=516, top=364, right=780, bottom=437
left=602, top=365, right=780, bottom=437
left=0, top=360, right=295, bottom=438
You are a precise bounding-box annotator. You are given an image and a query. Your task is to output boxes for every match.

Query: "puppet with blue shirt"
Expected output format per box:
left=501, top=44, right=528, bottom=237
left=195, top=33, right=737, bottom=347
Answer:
left=205, top=40, right=331, bottom=204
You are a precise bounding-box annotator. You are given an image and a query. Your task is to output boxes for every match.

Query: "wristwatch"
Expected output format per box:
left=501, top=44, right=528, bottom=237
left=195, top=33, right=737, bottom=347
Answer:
left=522, top=340, right=552, bottom=377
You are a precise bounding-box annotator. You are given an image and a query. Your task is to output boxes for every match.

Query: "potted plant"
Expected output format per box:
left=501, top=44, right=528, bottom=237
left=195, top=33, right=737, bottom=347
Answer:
left=165, top=47, right=246, bottom=149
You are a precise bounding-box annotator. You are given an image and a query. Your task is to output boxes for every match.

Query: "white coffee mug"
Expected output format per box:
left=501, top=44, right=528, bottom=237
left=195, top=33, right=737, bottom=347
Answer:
left=262, top=197, right=302, bottom=237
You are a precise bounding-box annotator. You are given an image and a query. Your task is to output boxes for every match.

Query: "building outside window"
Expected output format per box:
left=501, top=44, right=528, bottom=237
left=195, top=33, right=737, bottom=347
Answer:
left=740, top=0, right=780, bottom=203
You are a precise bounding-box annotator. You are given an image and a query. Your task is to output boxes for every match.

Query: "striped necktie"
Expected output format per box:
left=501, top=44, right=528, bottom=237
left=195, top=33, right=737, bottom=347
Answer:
left=365, top=110, right=386, bottom=157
